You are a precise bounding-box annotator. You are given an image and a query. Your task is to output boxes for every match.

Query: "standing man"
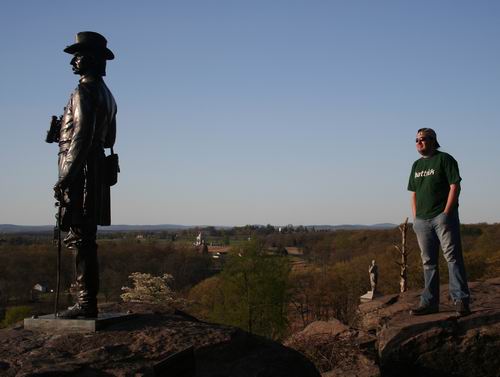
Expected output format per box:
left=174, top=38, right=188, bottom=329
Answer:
left=408, top=128, right=470, bottom=317
left=51, top=32, right=117, bottom=318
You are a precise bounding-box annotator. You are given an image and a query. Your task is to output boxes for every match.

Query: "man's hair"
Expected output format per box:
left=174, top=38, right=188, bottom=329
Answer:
left=417, top=128, right=441, bottom=148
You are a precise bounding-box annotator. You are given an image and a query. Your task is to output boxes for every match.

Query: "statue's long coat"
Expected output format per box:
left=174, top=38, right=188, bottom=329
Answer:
left=58, top=75, right=117, bottom=230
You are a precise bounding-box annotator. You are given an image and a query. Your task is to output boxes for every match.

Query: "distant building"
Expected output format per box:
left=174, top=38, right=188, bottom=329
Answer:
left=33, top=283, right=48, bottom=293
left=285, top=247, right=303, bottom=256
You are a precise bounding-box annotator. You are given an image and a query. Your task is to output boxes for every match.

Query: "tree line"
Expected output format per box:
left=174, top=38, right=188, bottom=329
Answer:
left=1, top=223, right=499, bottom=337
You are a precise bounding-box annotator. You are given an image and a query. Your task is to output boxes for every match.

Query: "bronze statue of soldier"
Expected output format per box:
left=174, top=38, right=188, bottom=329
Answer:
left=47, top=32, right=117, bottom=318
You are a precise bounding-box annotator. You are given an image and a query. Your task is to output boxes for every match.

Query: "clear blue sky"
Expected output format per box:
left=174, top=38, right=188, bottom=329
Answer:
left=1, top=1, right=499, bottom=226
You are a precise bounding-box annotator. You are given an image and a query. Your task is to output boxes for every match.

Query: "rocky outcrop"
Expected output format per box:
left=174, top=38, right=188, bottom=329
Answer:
left=358, top=277, right=500, bottom=377
left=3, top=278, right=499, bottom=377
left=0, top=302, right=320, bottom=377
left=284, top=278, right=500, bottom=377
left=284, top=319, right=380, bottom=377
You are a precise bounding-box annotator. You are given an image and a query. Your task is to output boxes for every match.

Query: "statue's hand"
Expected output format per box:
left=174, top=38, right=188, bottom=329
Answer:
left=53, top=183, right=64, bottom=203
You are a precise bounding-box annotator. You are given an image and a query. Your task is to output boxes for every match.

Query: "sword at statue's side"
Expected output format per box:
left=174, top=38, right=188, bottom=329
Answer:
left=46, top=114, right=63, bottom=318
left=53, top=197, right=63, bottom=318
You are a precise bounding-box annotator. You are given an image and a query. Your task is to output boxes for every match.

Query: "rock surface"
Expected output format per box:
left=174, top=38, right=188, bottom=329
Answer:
left=3, top=278, right=499, bottom=377
left=298, top=319, right=350, bottom=338
left=358, top=277, right=500, bottom=377
left=285, top=278, right=500, bottom=377
left=284, top=319, right=379, bottom=377
left=0, top=302, right=320, bottom=377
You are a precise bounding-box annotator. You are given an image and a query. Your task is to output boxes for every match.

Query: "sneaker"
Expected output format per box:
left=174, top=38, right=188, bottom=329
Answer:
left=455, top=300, right=471, bottom=317
left=410, top=304, right=439, bottom=316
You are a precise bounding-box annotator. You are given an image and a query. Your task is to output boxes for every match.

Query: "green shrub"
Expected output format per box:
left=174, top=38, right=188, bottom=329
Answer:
left=1, top=306, right=32, bottom=327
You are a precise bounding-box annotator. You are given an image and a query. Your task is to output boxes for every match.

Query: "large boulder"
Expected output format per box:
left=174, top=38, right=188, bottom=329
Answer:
left=0, top=302, right=320, bottom=377
left=284, top=319, right=380, bottom=377
left=298, top=319, right=350, bottom=338
left=358, top=277, right=500, bottom=377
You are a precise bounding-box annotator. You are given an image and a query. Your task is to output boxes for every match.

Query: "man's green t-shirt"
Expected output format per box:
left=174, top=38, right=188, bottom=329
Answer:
left=407, top=151, right=461, bottom=219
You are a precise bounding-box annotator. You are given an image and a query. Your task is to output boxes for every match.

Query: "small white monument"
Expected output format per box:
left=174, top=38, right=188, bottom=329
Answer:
left=194, top=232, right=204, bottom=246
left=360, top=260, right=382, bottom=302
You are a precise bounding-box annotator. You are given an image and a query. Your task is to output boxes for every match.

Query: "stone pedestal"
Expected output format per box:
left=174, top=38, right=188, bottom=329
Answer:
left=24, top=312, right=135, bottom=333
left=360, top=290, right=382, bottom=303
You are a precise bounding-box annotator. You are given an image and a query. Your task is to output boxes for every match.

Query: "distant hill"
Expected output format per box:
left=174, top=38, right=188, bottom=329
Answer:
left=0, top=224, right=194, bottom=233
left=310, top=223, right=398, bottom=231
left=0, top=223, right=397, bottom=234
left=100, top=224, right=196, bottom=232
left=0, top=224, right=54, bottom=233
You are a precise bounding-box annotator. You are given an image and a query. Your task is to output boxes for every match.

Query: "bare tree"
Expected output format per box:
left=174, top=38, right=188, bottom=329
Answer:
left=394, top=218, right=410, bottom=293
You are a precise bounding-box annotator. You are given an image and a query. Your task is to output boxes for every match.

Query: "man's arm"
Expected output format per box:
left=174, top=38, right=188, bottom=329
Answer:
left=104, top=111, right=116, bottom=148
left=443, top=183, right=460, bottom=215
left=410, top=191, right=417, bottom=218
left=57, top=87, right=95, bottom=188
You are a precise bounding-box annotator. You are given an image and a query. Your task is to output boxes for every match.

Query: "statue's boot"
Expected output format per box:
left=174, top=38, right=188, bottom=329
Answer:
left=58, top=302, right=97, bottom=318
left=59, top=225, right=99, bottom=319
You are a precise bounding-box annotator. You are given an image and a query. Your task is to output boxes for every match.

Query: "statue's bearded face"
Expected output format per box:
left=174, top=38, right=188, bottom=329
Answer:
left=70, top=52, right=94, bottom=75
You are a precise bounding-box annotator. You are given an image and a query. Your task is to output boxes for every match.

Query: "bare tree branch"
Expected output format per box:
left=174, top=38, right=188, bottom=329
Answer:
left=394, top=217, right=409, bottom=293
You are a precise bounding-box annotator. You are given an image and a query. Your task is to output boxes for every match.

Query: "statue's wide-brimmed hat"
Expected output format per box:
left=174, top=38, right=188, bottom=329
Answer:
left=64, top=31, right=114, bottom=60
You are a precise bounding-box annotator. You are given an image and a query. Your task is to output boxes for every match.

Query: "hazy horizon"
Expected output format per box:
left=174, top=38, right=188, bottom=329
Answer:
left=1, top=221, right=498, bottom=230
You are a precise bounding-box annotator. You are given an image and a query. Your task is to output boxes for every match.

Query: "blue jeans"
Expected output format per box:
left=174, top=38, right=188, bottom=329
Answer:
left=413, top=210, right=470, bottom=307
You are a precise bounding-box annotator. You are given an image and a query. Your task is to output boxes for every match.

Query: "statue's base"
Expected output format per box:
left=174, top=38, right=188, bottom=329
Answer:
left=24, top=312, right=135, bottom=333
left=360, top=290, right=383, bottom=303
